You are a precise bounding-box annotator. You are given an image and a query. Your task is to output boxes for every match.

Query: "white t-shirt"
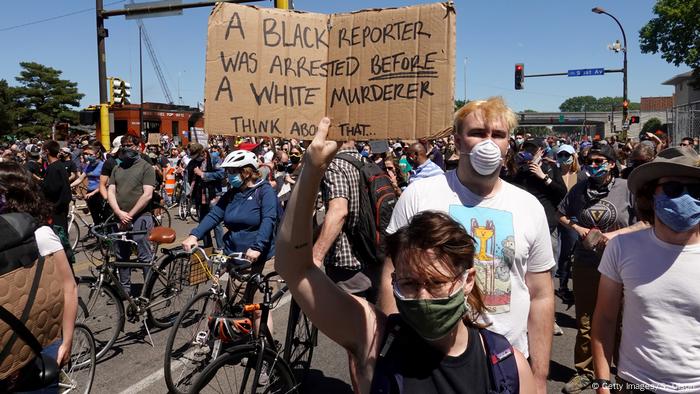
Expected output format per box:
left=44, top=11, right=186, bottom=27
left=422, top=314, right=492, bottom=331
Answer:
left=598, top=228, right=700, bottom=393
left=35, top=226, right=64, bottom=257
left=387, top=171, right=555, bottom=357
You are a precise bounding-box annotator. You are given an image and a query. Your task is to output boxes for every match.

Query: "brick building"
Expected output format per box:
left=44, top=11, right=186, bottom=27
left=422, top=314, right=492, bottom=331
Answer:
left=98, top=102, right=204, bottom=146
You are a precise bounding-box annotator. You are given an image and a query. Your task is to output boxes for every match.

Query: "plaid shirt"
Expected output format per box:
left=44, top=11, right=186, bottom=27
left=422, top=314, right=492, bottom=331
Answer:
left=321, top=148, right=362, bottom=270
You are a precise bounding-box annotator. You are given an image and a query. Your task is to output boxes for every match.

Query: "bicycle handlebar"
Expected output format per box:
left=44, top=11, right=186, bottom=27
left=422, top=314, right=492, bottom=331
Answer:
left=90, top=223, right=149, bottom=242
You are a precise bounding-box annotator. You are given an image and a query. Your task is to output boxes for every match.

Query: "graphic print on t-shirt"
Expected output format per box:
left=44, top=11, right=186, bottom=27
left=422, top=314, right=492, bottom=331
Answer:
left=580, top=199, right=618, bottom=231
left=449, top=205, right=515, bottom=314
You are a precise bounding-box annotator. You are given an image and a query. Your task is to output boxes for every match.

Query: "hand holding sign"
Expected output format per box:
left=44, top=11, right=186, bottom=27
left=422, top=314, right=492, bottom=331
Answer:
left=305, top=117, right=338, bottom=172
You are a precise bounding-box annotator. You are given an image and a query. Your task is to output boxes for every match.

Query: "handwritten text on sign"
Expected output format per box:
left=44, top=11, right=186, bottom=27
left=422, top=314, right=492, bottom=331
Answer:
left=204, top=3, right=455, bottom=140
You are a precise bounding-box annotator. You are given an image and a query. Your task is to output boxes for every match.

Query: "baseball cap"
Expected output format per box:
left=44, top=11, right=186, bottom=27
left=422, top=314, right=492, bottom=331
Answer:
left=60, top=147, right=71, bottom=155
left=111, top=136, right=123, bottom=154
left=588, top=142, right=617, bottom=162
left=557, top=144, right=576, bottom=156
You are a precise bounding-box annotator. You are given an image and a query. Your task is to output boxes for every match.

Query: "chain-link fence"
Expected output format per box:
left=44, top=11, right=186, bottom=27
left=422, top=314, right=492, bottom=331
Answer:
left=670, top=100, right=700, bottom=145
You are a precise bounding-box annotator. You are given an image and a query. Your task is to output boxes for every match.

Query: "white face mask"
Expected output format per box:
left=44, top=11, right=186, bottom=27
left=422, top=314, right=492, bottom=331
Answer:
left=468, top=139, right=503, bottom=176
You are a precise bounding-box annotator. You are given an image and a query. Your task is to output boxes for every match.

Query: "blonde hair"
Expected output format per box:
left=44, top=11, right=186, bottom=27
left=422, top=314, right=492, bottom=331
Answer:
left=454, top=97, right=518, bottom=136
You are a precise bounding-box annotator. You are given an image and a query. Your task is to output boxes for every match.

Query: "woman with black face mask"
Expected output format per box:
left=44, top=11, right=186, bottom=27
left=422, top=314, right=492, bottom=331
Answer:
left=186, top=143, right=225, bottom=249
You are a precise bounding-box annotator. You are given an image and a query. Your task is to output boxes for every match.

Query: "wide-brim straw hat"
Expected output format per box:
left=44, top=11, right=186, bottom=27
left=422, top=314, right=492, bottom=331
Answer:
left=627, top=147, right=700, bottom=194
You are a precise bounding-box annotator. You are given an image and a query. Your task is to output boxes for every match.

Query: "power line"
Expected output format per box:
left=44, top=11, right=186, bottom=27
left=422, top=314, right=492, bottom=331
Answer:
left=0, top=0, right=126, bottom=32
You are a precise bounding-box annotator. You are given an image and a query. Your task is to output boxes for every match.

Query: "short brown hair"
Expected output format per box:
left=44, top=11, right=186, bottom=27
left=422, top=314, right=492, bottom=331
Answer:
left=385, top=211, right=488, bottom=328
left=240, top=165, right=260, bottom=184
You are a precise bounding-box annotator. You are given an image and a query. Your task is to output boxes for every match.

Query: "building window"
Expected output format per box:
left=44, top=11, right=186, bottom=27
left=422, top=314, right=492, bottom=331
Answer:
left=143, top=120, right=161, bottom=134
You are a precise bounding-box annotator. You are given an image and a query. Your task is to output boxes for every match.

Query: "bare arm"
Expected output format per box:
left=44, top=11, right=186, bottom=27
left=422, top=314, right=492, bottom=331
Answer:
left=275, top=117, right=383, bottom=359
left=312, top=197, right=347, bottom=266
left=515, top=349, right=537, bottom=394
left=70, top=172, right=86, bottom=188
left=107, top=184, right=120, bottom=213
left=591, top=276, right=623, bottom=393
left=55, top=251, right=78, bottom=366
left=99, top=175, right=109, bottom=199
left=525, top=270, right=554, bottom=394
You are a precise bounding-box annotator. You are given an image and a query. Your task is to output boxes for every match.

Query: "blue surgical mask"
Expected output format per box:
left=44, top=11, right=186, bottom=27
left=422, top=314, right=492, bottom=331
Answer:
left=557, top=156, right=574, bottom=166
left=228, top=174, right=243, bottom=189
left=654, top=192, right=700, bottom=232
left=211, top=152, right=220, bottom=160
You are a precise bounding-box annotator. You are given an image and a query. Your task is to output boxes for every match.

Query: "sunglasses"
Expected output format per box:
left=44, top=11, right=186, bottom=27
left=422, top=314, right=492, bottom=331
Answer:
left=386, top=166, right=396, bottom=172
left=585, top=158, right=607, bottom=166
left=680, top=143, right=691, bottom=147
left=557, top=152, right=572, bottom=158
left=658, top=181, right=700, bottom=199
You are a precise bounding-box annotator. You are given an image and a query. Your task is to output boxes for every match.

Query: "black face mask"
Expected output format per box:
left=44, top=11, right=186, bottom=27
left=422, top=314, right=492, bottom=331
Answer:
left=290, top=155, right=301, bottom=164
left=118, top=148, right=139, bottom=168
left=276, top=163, right=288, bottom=172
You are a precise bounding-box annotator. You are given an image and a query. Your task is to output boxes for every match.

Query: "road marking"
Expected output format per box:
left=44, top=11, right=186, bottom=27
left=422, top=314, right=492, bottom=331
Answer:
left=118, top=293, right=292, bottom=393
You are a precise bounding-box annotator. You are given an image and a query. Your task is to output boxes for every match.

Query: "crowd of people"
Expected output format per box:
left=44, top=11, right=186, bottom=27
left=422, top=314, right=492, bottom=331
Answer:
left=1, top=96, right=699, bottom=393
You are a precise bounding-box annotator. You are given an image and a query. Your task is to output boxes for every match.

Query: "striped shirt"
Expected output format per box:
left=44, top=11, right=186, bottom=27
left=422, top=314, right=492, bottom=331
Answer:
left=408, top=159, right=444, bottom=184
left=321, top=148, right=362, bottom=270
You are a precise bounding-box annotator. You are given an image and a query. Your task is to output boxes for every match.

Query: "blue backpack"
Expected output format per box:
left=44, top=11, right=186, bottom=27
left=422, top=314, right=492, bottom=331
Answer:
left=371, top=314, right=519, bottom=394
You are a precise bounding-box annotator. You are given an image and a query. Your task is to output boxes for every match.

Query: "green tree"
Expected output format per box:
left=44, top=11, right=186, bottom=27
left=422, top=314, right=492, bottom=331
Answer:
left=641, top=117, right=663, bottom=134
left=0, top=79, right=18, bottom=134
left=559, top=96, right=639, bottom=112
left=639, top=0, right=700, bottom=84
left=455, top=99, right=467, bottom=111
left=13, top=62, right=84, bottom=138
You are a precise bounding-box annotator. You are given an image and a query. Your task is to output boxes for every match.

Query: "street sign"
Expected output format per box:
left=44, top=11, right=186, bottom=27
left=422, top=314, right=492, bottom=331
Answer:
left=567, top=68, right=605, bottom=77
left=125, top=0, right=183, bottom=20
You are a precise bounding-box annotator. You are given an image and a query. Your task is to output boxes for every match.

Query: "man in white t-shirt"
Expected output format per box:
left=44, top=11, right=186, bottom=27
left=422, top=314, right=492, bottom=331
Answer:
left=379, top=97, right=555, bottom=393
left=591, top=147, right=700, bottom=393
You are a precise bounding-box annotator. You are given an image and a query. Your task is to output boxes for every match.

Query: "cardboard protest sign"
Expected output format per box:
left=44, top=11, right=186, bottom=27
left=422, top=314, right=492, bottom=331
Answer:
left=204, top=2, right=455, bottom=140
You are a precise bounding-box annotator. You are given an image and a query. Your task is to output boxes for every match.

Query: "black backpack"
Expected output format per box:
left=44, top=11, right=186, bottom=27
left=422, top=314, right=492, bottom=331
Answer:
left=335, top=153, right=398, bottom=267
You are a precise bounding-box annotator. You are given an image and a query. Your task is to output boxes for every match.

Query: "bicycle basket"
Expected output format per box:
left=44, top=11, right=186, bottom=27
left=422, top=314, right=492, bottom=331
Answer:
left=186, top=249, right=212, bottom=286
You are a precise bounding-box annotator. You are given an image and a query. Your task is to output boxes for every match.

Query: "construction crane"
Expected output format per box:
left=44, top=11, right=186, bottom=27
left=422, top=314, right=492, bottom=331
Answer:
left=130, top=1, right=175, bottom=104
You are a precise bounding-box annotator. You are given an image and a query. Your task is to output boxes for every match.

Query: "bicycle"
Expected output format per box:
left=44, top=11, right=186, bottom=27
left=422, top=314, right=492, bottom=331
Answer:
left=163, top=247, right=317, bottom=394
left=67, top=195, right=93, bottom=251
left=58, top=323, right=96, bottom=394
left=177, top=194, right=200, bottom=222
left=190, top=270, right=301, bottom=394
left=77, top=223, right=196, bottom=360
left=149, top=201, right=172, bottom=228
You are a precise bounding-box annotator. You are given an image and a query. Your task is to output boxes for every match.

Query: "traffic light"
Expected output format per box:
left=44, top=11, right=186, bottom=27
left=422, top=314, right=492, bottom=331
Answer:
left=109, top=77, right=131, bottom=106
left=629, top=115, right=640, bottom=124
left=622, top=100, right=629, bottom=110
left=515, top=63, right=524, bottom=90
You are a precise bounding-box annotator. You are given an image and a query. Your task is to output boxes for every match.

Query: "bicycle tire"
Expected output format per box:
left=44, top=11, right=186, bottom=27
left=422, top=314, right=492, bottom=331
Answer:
left=178, top=198, right=189, bottom=221
left=145, top=251, right=196, bottom=328
left=59, top=323, right=96, bottom=394
left=151, top=203, right=172, bottom=228
left=191, top=344, right=298, bottom=394
left=77, top=277, right=124, bottom=360
left=164, top=291, right=226, bottom=394
left=68, top=218, right=80, bottom=251
left=283, top=299, right=318, bottom=384
left=191, top=205, right=200, bottom=222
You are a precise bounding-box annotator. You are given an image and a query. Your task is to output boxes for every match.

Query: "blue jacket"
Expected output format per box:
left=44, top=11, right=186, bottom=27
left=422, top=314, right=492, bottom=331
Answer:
left=191, top=180, right=277, bottom=260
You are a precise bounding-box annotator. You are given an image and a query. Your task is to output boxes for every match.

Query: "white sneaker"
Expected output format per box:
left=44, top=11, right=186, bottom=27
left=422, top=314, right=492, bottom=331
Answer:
left=554, top=323, right=564, bottom=336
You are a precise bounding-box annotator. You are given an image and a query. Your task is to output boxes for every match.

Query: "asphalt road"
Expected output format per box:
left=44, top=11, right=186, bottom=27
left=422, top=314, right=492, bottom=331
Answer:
left=71, top=207, right=594, bottom=393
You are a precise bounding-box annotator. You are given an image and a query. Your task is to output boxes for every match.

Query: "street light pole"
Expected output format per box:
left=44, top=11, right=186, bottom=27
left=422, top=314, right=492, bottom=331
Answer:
left=592, top=7, right=628, bottom=138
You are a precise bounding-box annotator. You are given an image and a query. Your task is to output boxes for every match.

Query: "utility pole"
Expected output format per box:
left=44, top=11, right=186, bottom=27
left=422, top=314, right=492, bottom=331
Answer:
left=96, top=0, right=110, bottom=151
left=463, top=57, right=467, bottom=101
left=139, top=24, right=145, bottom=143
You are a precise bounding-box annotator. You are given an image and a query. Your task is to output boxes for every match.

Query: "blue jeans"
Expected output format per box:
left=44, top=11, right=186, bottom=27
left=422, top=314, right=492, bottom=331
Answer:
left=114, top=214, right=154, bottom=296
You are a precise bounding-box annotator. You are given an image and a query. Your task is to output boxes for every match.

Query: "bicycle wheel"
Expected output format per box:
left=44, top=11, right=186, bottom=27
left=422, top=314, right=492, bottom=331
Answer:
left=77, top=277, right=124, bottom=360
left=151, top=203, right=172, bottom=228
left=145, top=251, right=196, bottom=328
left=68, top=217, right=80, bottom=251
left=283, top=299, right=318, bottom=383
left=164, top=291, right=226, bottom=394
left=191, top=204, right=200, bottom=223
left=178, top=198, right=189, bottom=221
left=192, top=344, right=298, bottom=394
left=59, top=323, right=96, bottom=394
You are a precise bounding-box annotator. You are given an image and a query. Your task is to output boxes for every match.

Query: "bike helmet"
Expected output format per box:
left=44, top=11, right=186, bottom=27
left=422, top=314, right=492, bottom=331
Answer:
left=221, top=150, right=258, bottom=169
left=207, top=316, right=253, bottom=343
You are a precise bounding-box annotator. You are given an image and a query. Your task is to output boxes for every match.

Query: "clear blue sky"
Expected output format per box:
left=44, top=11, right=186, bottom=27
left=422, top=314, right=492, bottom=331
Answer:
left=0, top=0, right=688, bottom=112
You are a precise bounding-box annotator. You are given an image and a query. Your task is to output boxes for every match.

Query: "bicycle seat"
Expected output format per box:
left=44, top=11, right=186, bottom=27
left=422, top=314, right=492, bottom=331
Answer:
left=148, top=226, right=176, bottom=244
